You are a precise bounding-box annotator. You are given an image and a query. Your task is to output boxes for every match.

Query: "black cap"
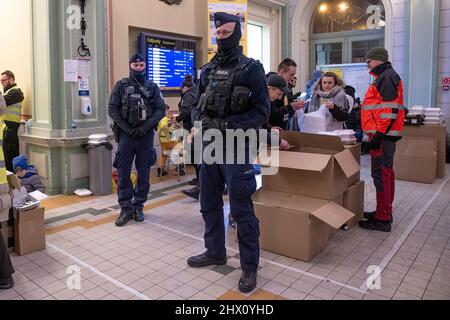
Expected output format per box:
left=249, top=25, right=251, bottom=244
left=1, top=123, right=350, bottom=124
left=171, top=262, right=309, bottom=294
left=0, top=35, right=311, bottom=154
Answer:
left=214, top=12, right=241, bottom=28
left=268, top=75, right=287, bottom=91
left=129, top=53, right=145, bottom=64
left=344, top=85, right=356, bottom=99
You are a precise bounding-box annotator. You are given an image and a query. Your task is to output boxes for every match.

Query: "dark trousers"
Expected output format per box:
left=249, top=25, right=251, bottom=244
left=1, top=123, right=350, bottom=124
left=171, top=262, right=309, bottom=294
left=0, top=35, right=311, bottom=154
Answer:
left=200, top=163, right=260, bottom=272
left=3, top=124, right=20, bottom=172
left=0, top=232, right=14, bottom=280
left=113, top=130, right=157, bottom=214
left=371, top=140, right=397, bottom=222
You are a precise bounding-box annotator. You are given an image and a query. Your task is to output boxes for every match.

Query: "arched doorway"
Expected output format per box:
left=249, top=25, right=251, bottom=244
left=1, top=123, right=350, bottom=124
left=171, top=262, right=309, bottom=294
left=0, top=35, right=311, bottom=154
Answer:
left=310, top=0, right=385, bottom=68
left=291, top=0, right=394, bottom=89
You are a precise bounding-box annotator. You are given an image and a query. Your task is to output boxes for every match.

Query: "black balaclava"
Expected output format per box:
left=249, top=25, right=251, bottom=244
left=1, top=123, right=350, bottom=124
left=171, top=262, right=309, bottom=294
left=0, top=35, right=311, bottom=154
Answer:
left=129, top=53, right=146, bottom=83
left=214, top=12, right=242, bottom=53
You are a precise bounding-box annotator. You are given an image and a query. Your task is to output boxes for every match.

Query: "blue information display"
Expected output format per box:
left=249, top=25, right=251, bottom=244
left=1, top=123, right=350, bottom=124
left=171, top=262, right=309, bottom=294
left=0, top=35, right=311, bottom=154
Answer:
left=138, top=33, right=196, bottom=91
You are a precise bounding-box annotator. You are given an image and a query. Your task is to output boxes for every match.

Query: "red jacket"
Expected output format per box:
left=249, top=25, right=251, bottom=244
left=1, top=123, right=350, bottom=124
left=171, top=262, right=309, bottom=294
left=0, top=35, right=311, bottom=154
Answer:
left=362, top=62, right=405, bottom=140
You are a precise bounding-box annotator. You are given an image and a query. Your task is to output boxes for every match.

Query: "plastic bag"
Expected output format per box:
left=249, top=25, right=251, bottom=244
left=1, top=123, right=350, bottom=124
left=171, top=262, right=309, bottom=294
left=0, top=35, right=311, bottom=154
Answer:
left=301, top=105, right=333, bottom=134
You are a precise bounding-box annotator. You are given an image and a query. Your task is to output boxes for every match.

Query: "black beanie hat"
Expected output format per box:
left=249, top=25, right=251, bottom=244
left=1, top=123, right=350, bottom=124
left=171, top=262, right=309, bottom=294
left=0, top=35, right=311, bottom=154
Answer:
left=366, top=47, right=389, bottom=63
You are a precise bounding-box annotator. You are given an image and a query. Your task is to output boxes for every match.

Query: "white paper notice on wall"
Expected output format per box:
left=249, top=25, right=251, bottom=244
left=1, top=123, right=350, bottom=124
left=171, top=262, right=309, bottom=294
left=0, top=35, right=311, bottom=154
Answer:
left=78, top=58, right=91, bottom=79
left=64, top=59, right=79, bottom=82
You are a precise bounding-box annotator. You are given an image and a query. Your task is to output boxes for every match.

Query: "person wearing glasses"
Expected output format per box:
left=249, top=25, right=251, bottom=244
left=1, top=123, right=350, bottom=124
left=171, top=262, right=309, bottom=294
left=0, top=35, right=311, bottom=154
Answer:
left=359, top=47, right=405, bottom=233
left=187, top=12, right=270, bottom=294
left=0, top=71, right=24, bottom=172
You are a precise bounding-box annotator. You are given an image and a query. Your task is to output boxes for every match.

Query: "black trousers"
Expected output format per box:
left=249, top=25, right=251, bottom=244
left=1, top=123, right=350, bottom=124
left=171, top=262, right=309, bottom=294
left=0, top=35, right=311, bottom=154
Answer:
left=3, top=123, right=20, bottom=173
left=0, top=232, right=14, bottom=280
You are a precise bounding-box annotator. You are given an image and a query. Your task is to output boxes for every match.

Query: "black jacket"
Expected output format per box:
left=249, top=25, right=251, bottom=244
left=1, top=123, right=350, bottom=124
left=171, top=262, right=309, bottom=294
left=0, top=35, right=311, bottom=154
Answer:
left=268, top=99, right=291, bottom=131
left=108, top=78, right=165, bottom=134
left=176, top=86, right=196, bottom=131
left=2, top=84, right=24, bottom=106
left=191, top=47, right=270, bottom=131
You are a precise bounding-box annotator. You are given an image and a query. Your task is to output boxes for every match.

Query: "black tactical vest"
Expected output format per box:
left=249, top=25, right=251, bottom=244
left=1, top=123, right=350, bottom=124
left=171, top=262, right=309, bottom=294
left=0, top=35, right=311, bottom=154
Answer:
left=199, top=58, right=254, bottom=119
left=120, top=78, right=155, bottom=128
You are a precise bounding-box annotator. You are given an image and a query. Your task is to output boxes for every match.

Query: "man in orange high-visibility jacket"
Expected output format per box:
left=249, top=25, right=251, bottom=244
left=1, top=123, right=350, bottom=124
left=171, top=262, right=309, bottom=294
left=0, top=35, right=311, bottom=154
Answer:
left=359, top=47, right=405, bottom=233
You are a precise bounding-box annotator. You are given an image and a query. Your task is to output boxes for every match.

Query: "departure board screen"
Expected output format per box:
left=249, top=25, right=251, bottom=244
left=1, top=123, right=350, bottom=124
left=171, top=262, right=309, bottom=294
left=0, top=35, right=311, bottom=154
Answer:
left=138, top=33, right=196, bottom=91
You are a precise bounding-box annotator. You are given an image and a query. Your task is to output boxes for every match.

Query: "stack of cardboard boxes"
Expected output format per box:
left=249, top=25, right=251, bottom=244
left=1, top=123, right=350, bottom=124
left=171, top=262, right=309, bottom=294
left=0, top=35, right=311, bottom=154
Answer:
left=394, top=124, right=447, bottom=184
left=254, top=132, right=364, bottom=262
left=0, top=172, right=46, bottom=256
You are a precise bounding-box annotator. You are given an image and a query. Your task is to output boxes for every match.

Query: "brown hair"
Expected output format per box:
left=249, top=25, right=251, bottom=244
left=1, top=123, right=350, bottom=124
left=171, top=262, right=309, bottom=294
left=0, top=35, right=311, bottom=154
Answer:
left=318, top=72, right=344, bottom=90
left=278, top=58, right=297, bottom=72
left=1, top=70, right=15, bottom=81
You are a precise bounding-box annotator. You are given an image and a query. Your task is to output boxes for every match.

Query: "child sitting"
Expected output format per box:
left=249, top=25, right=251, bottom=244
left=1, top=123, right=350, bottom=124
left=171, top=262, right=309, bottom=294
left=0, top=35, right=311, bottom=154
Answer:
left=157, top=106, right=185, bottom=177
left=12, top=155, right=45, bottom=193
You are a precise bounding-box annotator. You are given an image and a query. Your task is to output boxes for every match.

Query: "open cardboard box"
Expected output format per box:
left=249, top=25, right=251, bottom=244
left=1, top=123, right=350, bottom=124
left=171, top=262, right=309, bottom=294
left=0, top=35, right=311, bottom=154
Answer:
left=254, top=189, right=354, bottom=262
left=394, top=137, right=438, bottom=184
left=343, top=181, right=365, bottom=228
left=260, top=132, right=360, bottom=200
left=254, top=132, right=360, bottom=261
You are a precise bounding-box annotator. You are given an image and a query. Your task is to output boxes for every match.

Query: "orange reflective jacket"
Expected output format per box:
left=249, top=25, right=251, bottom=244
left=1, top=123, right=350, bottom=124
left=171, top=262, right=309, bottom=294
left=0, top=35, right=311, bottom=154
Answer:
left=362, top=62, right=405, bottom=140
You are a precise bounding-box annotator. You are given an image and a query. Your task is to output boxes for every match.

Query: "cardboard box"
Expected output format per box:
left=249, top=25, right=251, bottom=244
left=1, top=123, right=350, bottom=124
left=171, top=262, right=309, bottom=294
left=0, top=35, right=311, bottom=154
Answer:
left=394, top=137, right=438, bottom=184
left=263, top=132, right=360, bottom=200
left=343, top=181, right=365, bottom=228
left=14, top=207, right=46, bottom=256
left=6, top=171, right=20, bottom=190
left=254, top=189, right=354, bottom=262
left=402, top=125, right=447, bottom=178
left=345, top=144, right=361, bottom=187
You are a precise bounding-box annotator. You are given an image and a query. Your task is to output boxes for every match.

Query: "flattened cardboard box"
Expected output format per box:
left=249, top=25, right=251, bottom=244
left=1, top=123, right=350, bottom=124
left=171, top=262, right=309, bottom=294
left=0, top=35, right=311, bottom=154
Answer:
left=253, top=189, right=354, bottom=262
left=403, top=124, right=447, bottom=178
left=14, top=207, right=46, bottom=256
left=260, top=132, right=360, bottom=200
left=394, top=137, right=437, bottom=184
left=343, top=181, right=365, bottom=228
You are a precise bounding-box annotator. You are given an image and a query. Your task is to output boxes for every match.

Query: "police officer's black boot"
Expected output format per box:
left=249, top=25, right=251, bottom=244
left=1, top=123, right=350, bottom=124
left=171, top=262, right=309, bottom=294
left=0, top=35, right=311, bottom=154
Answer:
left=238, top=271, right=257, bottom=293
left=134, top=208, right=145, bottom=223
left=187, top=252, right=227, bottom=268
left=182, top=187, right=200, bottom=201
left=0, top=276, right=14, bottom=290
left=115, top=211, right=133, bottom=227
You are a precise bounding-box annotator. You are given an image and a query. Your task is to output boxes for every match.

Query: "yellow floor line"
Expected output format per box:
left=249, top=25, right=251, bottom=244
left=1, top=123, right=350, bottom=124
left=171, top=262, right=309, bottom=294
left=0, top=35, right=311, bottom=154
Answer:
left=46, top=193, right=187, bottom=235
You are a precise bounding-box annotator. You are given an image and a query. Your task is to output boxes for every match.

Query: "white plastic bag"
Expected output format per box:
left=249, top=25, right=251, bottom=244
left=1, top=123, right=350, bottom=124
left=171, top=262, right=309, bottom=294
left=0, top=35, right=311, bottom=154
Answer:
left=302, top=105, right=333, bottom=134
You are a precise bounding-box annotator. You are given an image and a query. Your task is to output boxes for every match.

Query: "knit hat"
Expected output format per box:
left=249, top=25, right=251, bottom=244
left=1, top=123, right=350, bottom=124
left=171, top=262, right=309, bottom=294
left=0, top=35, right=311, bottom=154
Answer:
left=129, top=53, right=145, bottom=64
left=366, top=47, right=389, bottom=62
left=13, top=155, right=29, bottom=173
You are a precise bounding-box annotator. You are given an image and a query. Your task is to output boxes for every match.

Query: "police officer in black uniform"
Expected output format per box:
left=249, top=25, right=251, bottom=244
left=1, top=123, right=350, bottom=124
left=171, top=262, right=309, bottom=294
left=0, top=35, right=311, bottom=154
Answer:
left=109, top=54, right=165, bottom=227
left=187, top=12, right=270, bottom=293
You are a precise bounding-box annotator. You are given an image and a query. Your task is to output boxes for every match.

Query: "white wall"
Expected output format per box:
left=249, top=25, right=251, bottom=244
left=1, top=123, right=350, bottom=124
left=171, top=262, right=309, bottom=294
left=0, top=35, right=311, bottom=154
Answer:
left=391, top=0, right=408, bottom=81
left=438, top=0, right=450, bottom=131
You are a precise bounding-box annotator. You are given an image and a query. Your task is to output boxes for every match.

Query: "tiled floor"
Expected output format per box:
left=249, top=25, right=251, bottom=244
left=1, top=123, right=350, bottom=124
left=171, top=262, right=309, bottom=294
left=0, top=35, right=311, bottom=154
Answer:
left=1, top=157, right=450, bottom=300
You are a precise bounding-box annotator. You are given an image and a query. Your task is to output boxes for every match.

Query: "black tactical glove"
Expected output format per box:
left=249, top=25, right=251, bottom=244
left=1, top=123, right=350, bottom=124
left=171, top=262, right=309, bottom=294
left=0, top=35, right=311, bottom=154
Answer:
left=131, top=126, right=148, bottom=139
left=200, top=115, right=226, bottom=132
left=369, top=132, right=384, bottom=150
